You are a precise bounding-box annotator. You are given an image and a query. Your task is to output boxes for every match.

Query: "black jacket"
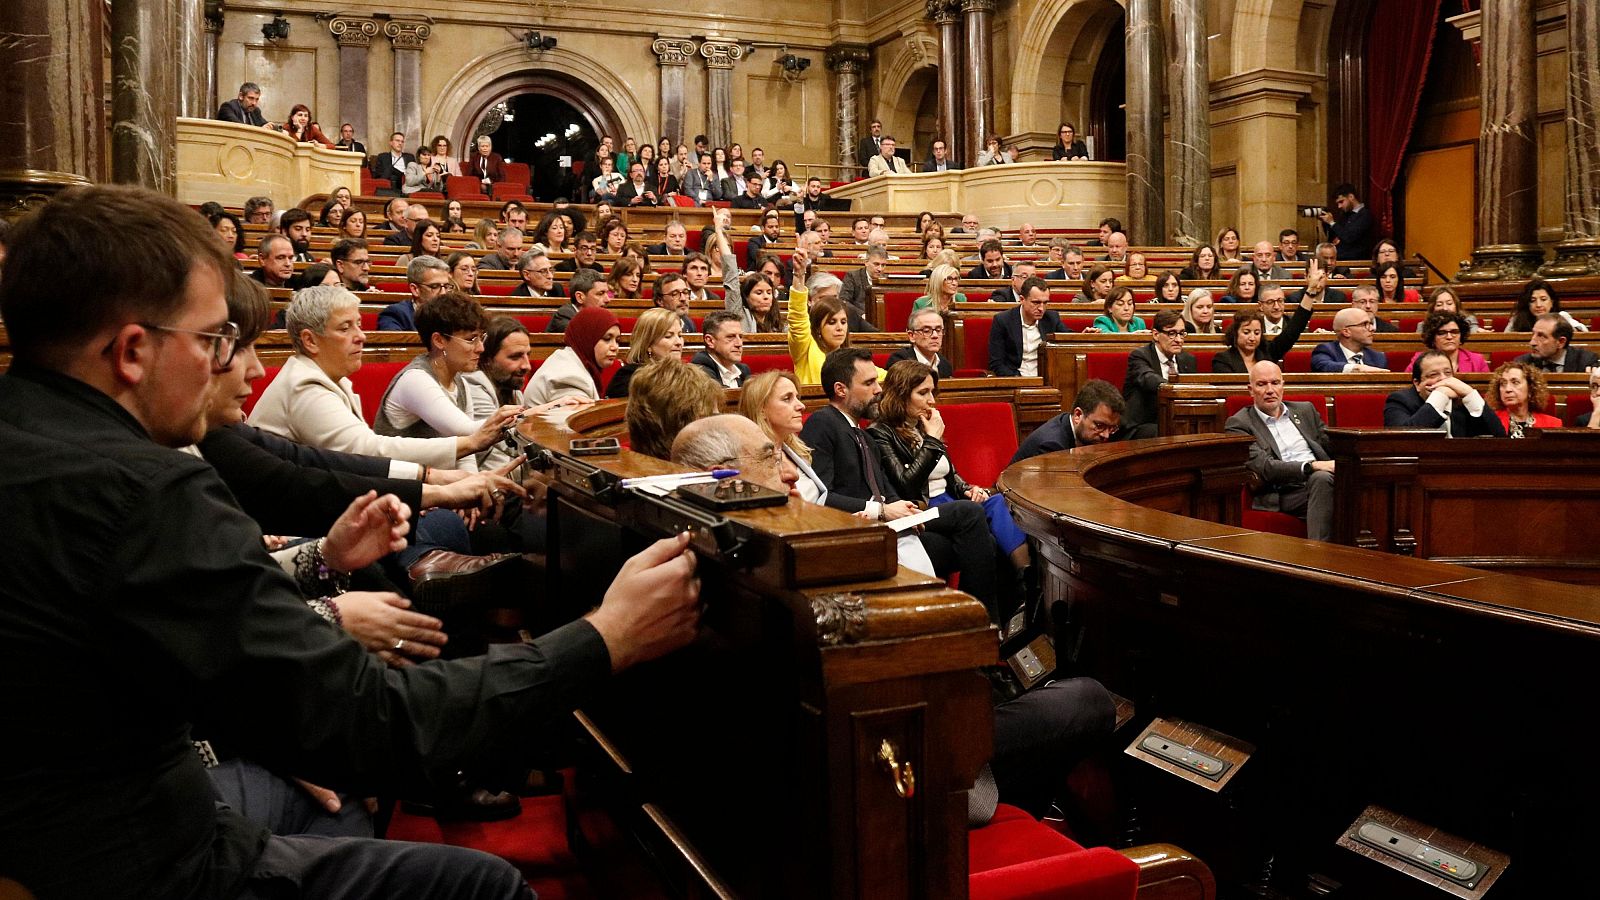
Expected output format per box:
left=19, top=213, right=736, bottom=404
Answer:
left=1122, top=343, right=1198, bottom=429
left=1383, top=386, right=1507, bottom=437
left=988, top=305, right=1066, bottom=377
left=689, top=350, right=751, bottom=387
left=798, top=405, right=897, bottom=513
left=1209, top=303, right=1313, bottom=373
left=370, top=152, right=414, bottom=190
left=866, top=423, right=970, bottom=506
left=886, top=346, right=954, bottom=378
left=1012, top=412, right=1098, bottom=463
left=1323, top=205, right=1375, bottom=260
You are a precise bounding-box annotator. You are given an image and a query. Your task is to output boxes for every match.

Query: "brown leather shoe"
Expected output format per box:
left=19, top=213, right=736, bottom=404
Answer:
left=409, top=552, right=536, bottom=621
left=407, top=549, right=506, bottom=584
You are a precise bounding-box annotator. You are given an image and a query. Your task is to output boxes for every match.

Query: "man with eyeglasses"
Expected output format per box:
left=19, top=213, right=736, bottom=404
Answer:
left=888, top=308, right=954, bottom=378
left=510, top=248, right=565, bottom=299
left=1121, top=309, right=1197, bottom=439
left=331, top=237, right=372, bottom=292
left=1012, top=379, right=1126, bottom=463
left=989, top=260, right=1036, bottom=305
left=652, top=272, right=697, bottom=334
left=1311, top=307, right=1390, bottom=373
left=1348, top=285, right=1397, bottom=333
left=379, top=256, right=453, bottom=331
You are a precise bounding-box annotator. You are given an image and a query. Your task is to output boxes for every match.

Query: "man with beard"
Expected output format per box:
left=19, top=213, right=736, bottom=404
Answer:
left=279, top=208, right=316, bottom=262
left=1011, top=379, right=1125, bottom=462
left=331, top=238, right=372, bottom=292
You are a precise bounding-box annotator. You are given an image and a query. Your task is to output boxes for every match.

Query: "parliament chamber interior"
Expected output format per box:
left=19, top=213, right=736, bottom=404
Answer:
left=3, top=0, right=1600, bottom=898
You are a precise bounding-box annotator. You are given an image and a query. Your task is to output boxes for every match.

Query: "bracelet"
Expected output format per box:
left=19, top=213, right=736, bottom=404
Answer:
left=421, top=466, right=431, bottom=483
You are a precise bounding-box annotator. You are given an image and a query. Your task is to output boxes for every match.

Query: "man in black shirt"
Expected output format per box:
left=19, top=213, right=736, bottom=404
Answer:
left=0, top=184, right=702, bottom=899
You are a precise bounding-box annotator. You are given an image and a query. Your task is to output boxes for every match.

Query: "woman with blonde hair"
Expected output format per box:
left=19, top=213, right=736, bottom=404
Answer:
left=606, top=307, right=684, bottom=399
left=1182, top=288, right=1220, bottom=334
left=912, top=264, right=966, bottom=315
left=470, top=218, right=500, bottom=251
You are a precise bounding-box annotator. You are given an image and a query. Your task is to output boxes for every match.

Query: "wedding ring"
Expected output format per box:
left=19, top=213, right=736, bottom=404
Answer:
left=394, top=639, right=405, bottom=652
left=490, top=489, right=505, bottom=499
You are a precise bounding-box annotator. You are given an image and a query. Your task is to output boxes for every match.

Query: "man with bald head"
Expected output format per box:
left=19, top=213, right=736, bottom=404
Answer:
left=1225, top=361, right=1336, bottom=541
left=1311, top=307, right=1389, bottom=372
left=1247, top=240, right=1289, bottom=281
left=672, top=415, right=800, bottom=497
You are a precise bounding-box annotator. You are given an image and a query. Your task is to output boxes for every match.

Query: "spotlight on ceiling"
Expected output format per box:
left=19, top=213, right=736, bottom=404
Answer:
left=779, top=54, right=812, bottom=74
left=523, top=30, right=557, bottom=52
left=261, top=14, right=290, bottom=42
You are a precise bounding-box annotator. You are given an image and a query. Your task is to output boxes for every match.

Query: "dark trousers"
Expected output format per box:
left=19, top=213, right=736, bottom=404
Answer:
left=210, top=759, right=372, bottom=839
left=238, top=832, right=530, bottom=900
left=990, top=677, right=1116, bottom=817
left=1270, top=469, right=1335, bottom=542
left=918, top=498, right=1002, bottom=620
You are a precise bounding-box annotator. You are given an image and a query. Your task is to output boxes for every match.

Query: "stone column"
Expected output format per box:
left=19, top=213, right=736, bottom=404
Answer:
left=826, top=44, right=870, bottom=170
left=384, top=20, right=432, bottom=148
left=1459, top=0, right=1543, bottom=281
left=700, top=40, right=746, bottom=151
left=929, top=0, right=963, bottom=162
left=960, top=0, right=996, bottom=168
left=1124, top=0, right=1166, bottom=246
left=330, top=17, right=378, bottom=145
left=1543, top=0, right=1600, bottom=275
left=110, top=0, right=178, bottom=193
left=175, top=0, right=207, bottom=118
left=1168, top=0, right=1211, bottom=247
left=0, top=0, right=103, bottom=216
left=204, top=0, right=223, bottom=115
left=652, top=38, right=696, bottom=148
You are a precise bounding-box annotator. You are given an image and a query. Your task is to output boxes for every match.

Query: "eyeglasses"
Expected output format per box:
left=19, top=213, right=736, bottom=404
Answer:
left=1435, top=328, right=1462, bottom=337
left=1158, top=329, right=1186, bottom=338
left=417, top=281, right=451, bottom=293
left=451, top=333, right=486, bottom=347
left=139, top=320, right=241, bottom=368
left=663, top=288, right=692, bottom=299
left=912, top=326, right=945, bottom=336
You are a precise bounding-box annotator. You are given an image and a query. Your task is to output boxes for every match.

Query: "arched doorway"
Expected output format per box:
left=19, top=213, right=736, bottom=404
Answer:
left=474, top=94, right=600, bottom=202
left=1088, top=21, right=1126, bottom=162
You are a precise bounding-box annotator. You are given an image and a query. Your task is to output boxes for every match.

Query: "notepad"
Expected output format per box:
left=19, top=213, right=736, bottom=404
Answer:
left=887, top=506, right=940, bottom=533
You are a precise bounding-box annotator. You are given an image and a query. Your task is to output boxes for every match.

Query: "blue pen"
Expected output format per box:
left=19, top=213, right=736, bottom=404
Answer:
left=711, top=469, right=740, bottom=479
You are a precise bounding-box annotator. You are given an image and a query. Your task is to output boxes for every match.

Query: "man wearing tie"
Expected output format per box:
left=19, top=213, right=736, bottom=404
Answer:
left=856, top=119, right=884, bottom=176
left=1311, top=307, right=1390, bottom=373
left=1121, top=310, right=1198, bottom=439
left=465, top=135, right=507, bottom=191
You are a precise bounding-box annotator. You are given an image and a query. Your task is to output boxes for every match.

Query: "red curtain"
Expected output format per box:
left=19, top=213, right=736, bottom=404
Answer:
left=1363, top=0, right=1444, bottom=237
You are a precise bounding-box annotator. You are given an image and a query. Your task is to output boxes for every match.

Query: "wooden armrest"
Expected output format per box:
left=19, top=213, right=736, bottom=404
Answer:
left=1119, top=843, right=1216, bottom=900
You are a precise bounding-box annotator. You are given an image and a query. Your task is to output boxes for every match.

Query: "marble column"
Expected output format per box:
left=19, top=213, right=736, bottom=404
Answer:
left=330, top=17, right=378, bottom=145
left=1543, top=0, right=1600, bottom=275
left=384, top=20, right=431, bottom=148
left=652, top=38, right=696, bottom=148
left=0, top=0, right=103, bottom=216
left=1459, top=0, right=1543, bottom=281
left=826, top=44, right=870, bottom=169
left=1168, top=0, right=1211, bottom=247
left=700, top=40, right=745, bottom=150
left=960, top=0, right=996, bottom=168
left=204, top=0, right=223, bottom=116
left=929, top=0, right=963, bottom=162
left=1124, top=0, right=1166, bottom=246
left=111, top=0, right=179, bottom=194
left=175, top=0, right=207, bottom=118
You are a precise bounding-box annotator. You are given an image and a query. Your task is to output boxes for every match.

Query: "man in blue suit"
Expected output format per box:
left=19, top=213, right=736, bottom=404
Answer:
left=1310, top=307, right=1389, bottom=373
left=378, top=256, right=451, bottom=331
left=988, top=277, right=1065, bottom=377
left=1384, top=351, right=1506, bottom=437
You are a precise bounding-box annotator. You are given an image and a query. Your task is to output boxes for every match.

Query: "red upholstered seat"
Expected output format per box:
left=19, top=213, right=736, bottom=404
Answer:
left=359, top=312, right=378, bottom=331
left=968, top=804, right=1138, bottom=900
left=1191, top=349, right=1215, bottom=372
left=359, top=175, right=386, bottom=196
left=1085, top=353, right=1129, bottom=390
left=1224, top=393, right=1325, bottom=420
left=1309, top=317, right=1334, bottom=331
left=616, top=316, right=638, bottom=334
left=872, top=352, right=890, bottom=369
left=1281, top=350, right=1312, bottom=372
left=503, top=163, right=531, bottom=186
left=407, top=191, right=444, bottom=200
left=883, top=292, right=922, bottom=334
left=1399, top=316, right=1423, bottom=332
left=372, top=279, right=407, bottom=292
left=1490, top=350, right=1524, bottom=368
left=1062, top=316, right=1095, bottom=332
left=497, top=182, right=530, bottom=200
left=446, top=175, right=484, bottom=199
left=243, top=365, right=282, bottom=416
left=1567, top=393, right=1595, bottom=426
left=705, top=200, right=731, bottom=209
left=477, top=282, right=516, bottom=296
left=744, top=354, right=796, bottom=375
left=667, top=195, right=696, bottom=207
left=963, top=317, right=994, bottom=371
left=515, top=314, right=552, bottom=333
left=348, top=361, right=407, bottom=426
left=1332, top=393, right=1386, bottom=426
left=1241, top=486, right=1308, bottom=537
left=941, top=403, right=1017, bottom=488
left=597, top=360, right=622, bottom=393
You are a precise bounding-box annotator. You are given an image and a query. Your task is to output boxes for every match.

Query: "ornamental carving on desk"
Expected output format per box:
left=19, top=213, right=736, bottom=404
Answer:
left=328, top=17, right=379, bottom=48
left=383, top=20, right=433, bottom=49
left=699, top=40, right=746, bottom=70
left=652, top=38, right=697, bottom=66
left=811, top=592, right=867, bottom=646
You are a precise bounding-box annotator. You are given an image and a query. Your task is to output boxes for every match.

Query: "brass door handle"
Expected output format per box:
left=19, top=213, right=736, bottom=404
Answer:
left=878, top=738, right=916, bottom=799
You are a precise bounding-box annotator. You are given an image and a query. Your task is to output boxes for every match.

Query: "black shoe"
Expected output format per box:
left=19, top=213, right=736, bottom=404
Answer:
left=404, top=785, right=522, bottom=822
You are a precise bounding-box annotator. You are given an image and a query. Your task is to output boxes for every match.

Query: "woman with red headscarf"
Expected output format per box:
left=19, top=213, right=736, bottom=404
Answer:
left=526, top=306, right=622, bottom=404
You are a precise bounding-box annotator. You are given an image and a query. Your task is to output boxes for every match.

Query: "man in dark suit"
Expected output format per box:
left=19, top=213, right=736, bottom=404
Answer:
left=379, top=256, right=453, bottom=331
left=645, top=220, right=689, bottom=257
left=744, top=211, right=782, bottom=270
left=690, top=311, right=752, bottom=388
left=1275, top=229, right=1308, bottom=263
left=1384, top=351, right=1507, bottom=437
left=923, top=138, right=961, bottom=173
left=370, top=132, right=412, bottom=192
left=838, top=244, right=887, bottom=314
left=989, top=278, right=1066, bottom=377
left=217, top=83, right=269, bottom=127
left=1225, top=361, right=1337, bottom=540
left=1010, top=379, right=1124, bottom=464
left=333, top=123, right=366, bottom=156
left=799, top=348, right=1003, bottom=619
left=1121, top=310, right=1198, bottom=439
left=856, top=120, right=884, bottom=175
left=1319, top=182, right=1375, bottom=261
left=1311, top=307, right=1390, bottom=372
left=887, top=308, right=955, bottom=378
left=1517, top=314, right=1600, bottom=374
left=1349, top=286, right=1395, bottom=332
left=967, top=239, right=1012, bottom=281
left=987, top=261, right=1037, bottom=305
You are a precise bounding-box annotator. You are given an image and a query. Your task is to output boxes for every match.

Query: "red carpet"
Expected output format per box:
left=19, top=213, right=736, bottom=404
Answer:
left=385, top=792, right=595, bottom=900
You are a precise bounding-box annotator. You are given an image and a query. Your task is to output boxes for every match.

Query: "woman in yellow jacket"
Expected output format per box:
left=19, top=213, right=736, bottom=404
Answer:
left=787, top=249, right=887, bottom=384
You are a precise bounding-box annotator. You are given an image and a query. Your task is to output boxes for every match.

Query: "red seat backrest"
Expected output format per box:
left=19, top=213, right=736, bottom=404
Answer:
left=968, top=804, right=1138, bottom=900
left=597, top=359, right=622, bottom=393
left=1086, top=352, right=1130, bottom=389
left=514, top=314, right=552, bottom=333
left=617, top=316, right=639, bottom=334
left=1333, top=393, right=1386, bottom=426
left=1062, top=315, right=1095, bottom=332
left=1190, top=349, right=1215, bottom=372
left=359, top=312, right=378, bottom=331
left=940, top=403, right=1017, bottom=488
left=1309, top=317, right=1335, bottom=331
left=883, top=292, right=922, bottom=333
left=1399, top=316, right=1423, bottom=332
left=476, top=282, right=515, bottom=296
left=1225, top=393, right=1326, bottom=419
left=744, top=354, right=795, bottom=375
left=348, top=361, right=407, bottom=426
left=446, top=175, right=484, bottom=198
left=503, top=163, right=531, bottom=185
left=1490, top=349, right=1524, bottom=368
left=1566, top=393, right=1594, bottom=426
left=243, top=365, right=282, bottom=416
left=963, top=317, right=993, bottom=371
left=1281, top=350, right=1312, bottom=373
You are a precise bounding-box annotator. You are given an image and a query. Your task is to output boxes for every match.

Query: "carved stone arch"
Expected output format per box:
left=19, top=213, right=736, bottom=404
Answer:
left=1010, top=0, right=1125, bottom=137
left=1229, top=0, right=1304, bottom=75
left=878, top=41, right=939, bottom=144
left=423, top=45, right=653, bottom=156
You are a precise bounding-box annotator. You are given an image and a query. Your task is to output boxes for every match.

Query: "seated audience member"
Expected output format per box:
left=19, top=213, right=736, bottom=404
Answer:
left=1349, top=285, right=1398, bottom=333
left=394, top=217, right=442, bottom=269
left=761, top=160, right=801, bottom=207
left=1373, top=260, right=1421, bottom=304
left=924, top=138, right=961, bottom=172
left=1222, top=268, right=1259, bottom=308
left=1276, top=229, right=1307, bottom=263
left=379, top=255, right=452, bottom=331
left=250, top=284, right=518, bottom=470
left=1098, top=230, right=1129, bottom=264
left=870, top=361, right=1031, bottom=577
left=680, top=152, right=718, bottom=204
left=1313, top=240, right=1353, bottom=278
left=731, top=170, right=767, bottom=210
left=648, top=156, right=680, bottom=203
left=373, top=293, right=527, bottom=474
left=607, top=308, right=685, bottom=399
left=211, top=211, right=247, bottom=262
left=1291, top=256, right=1344, bottom=307
left=989, top=277, right=1065, bottom=377
left=1118, top=253, right=1151, bottom=284
left=386, top=204, right=430, bottom=248
left=840, top=242, right=888, bottom=312
left=786, top=250, right=859, bottom=383
left=279, top=208, right=315, bottom=261
left=380, top=195, right=410, bottom=234
left=1581, top=370, right=1600, bottom=428
left=608, top=255, right=647, bottom=301
left=889, top=308, right=955, bottom=377
left=478, top=228, right=524, bottom=271
left=624, top=358, right=723, bottom=458
left=591, top=155, right=625, bottom=203
left=647, top=219, right=690, bottom=257
left=652, top=271, right=697, bottom=334
left=500, top=202, right=530, bottom=231
left=675, top=414, right=800, bottom=496
left=0, top=186, right=698, bottom=899
left=1052, top=122, right=1090, bottom=160
left=1517, top=313, right=1600, bottom=373
left=744, top=210, right=783, bottom=269
left=801, top=348, right=1004, bottom=619
left=968, top=240, right=1012, bottom=281
left=1407, top=312, right=1488, bottom=374
left=371, top=132, right=413, bottom=191
left=332, top=123, right=366, bottom=155
left=244, top=195, right=275, bottom=225
left=331, top=238, right=371, bottom=292
left=1088, top=286, right=1147, bottom=334
left=251, top=234, right=296, bottom=288
left=1179, top=244, right=1222, bottom=281
left=691, top=310, right=751, bottom=388
left=466, top=316, right=581, bottom=469
left=1420, top=285, right=1479, bottom=334
left=1385, top=351, right=1506, bottom=436
left=617, top=161, right=659, bottom=207
left=530, top=211, right=571, bottom=253
left=287, top=263, right=341, bottom=291
left=340, top=208, right=368, bottom=239
left=977, top=135, right=1013, bottom=166
left=1211, top=285, right=1316, bottom=374
left=1121, top=310, right=1197, bottom=439
left=1225, top=361, right=1337, bottom=541
left=1216, top=226, right=1242, bottom=262
left=708, top=213, right=786, bottom=333
left=526, top=306, right=620, bottom=404
left=218, top=81, right=269, bottom=126
left=989, top=261, right=1037, bottom=305
left=557, top=232, right=603, bottom=275
left=1319, top=182, right=1376, bottom=260
left=403, top=147, right=445, bottom=195
left=1045, top=242, right=1087, bottom=282
left=867, top=136, right=911, bottom=176
left=808, top=270, right=872, bottom=333
left=1011, top=379, right=1125, bottom=463
left=1074, top=265, right=1116, bottom=305
left=464, top=134, right=506, bottom=189
left=511, top=248, right=565, bottom=299
left=681, top=252, right=715, bottom=302
left=1488, top=360, right=1561, bottom=437
left=547, top=269, right=612, bottom=334
left=913, top=264, right=968, bottom=315
left=1506, top=277, right=1590, bottom=334
left=1311, top=307, right=1390, bottom=373
left=446, top=250, right=479, bottom=294
left=1182, top=288, right=1219, bottom=334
